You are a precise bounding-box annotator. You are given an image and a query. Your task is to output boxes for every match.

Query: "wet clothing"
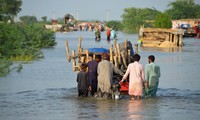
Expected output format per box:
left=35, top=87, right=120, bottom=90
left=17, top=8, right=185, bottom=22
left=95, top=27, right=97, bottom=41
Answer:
left=97, top=60, right=124, bottom=94
left=76, top=70, right=89, bottom=97
left=107, top=30, right=111, bottom=40
left=122, top=61, right=145, bottom=96
left=110, top=30, right=116, bottom=40
left=145, top=62, right=160, bottom=97
left=95, top=30, right=101, bottom=40
left=87, top=60, right=99, bottom=96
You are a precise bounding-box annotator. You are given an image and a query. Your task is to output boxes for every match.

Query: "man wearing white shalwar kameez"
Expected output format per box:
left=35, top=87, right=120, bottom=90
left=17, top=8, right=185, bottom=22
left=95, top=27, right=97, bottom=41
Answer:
left=120, top=54, right=144, bottom=100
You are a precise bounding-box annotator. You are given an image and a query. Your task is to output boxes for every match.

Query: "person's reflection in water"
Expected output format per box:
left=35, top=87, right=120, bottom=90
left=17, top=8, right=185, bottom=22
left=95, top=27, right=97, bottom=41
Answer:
left=107, top=39, right=110, bottom=44
left=127, top=100, right=144, bottom=120
left=127, top=99, right=161, bottom=120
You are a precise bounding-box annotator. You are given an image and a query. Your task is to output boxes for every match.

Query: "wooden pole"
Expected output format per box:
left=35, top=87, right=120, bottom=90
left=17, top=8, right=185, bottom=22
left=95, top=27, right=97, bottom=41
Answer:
left=165, top=33, right=169, bottom=41
left=65, top=40, right=71, bottom=62
left=81, top=56, right=85, bottom=63
left=114, top=56, right=118, bottom=68
left=110, top=46, right=113, bottom=63
left=128, top=50, right=131, bottom=64
left=179, top=34, right=183, bottom=46
left=85, top=49, right=89, bottom=63
left=134, top=44, right=138, bottom=54
left=174, top=34, right=177, bottom=46
left=170, top=33, right=173, bottom=42
left=114, top=47, right=117, bottom=57
left=93, top=54, right=96, bottom=60
left=121, top=52, right=127, bottom=68
left=72, top=50, right=76, bottom=71
left=114, top=38, right=117, bottom=49
left=78, top=36, right=82, bottom=53
left=116, top=44, right=121, bottom=64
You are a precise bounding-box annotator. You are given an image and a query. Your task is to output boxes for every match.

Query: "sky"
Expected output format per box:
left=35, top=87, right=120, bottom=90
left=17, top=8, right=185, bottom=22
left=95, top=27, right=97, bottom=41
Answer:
left=17, top=0, right=200, bottom=21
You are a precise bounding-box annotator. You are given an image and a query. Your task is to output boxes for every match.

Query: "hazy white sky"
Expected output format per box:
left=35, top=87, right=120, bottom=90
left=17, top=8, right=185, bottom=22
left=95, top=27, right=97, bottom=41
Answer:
left=17, top=0, right=200, bottom=21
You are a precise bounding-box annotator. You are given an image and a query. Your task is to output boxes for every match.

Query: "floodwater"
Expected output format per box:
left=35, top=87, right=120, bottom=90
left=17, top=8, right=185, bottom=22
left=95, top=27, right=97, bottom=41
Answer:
left=0, top=31, right=200, bottom=120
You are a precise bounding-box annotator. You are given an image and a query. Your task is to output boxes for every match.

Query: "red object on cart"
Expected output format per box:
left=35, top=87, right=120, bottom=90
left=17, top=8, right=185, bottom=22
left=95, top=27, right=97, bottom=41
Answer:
left=120, top=82, right=129, bottom=94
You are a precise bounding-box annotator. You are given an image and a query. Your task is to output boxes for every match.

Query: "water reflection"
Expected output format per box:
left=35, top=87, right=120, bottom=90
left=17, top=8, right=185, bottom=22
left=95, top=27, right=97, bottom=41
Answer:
left=127, top=98, right=161, bottom=120
left=96, top=100, right=112, bottom=119
left=140, top=47, right=183, bottom=53
left=127, top=100, right=144, bottom=120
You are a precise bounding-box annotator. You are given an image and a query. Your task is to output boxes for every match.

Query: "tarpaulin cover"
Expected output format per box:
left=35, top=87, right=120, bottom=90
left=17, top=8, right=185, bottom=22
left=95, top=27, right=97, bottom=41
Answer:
left=87, top=48, right=109, bottom=53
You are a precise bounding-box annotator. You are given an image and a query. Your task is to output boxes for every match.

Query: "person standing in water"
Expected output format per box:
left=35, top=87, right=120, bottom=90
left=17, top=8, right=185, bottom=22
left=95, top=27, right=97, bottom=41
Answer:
left=87, top=55, right=102, bottom=96
left=110, top=28, right=116, bottom=40
left=144, top=55, right=161, bottom=97
left=97, top=53, right=124, bottom=99
left=95, top=29, right=101, bottom=41
left=76, top=63, right=89, bottom=97
left=107, top=28, right=111, bottom=41
left=120, top=54, right=145, bottom=100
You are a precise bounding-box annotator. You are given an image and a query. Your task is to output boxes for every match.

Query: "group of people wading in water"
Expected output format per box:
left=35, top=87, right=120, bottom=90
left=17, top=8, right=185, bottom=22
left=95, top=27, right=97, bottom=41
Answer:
left=95, top=28, right=117, bottom=41
left=76, top=53, right=160, bottom=100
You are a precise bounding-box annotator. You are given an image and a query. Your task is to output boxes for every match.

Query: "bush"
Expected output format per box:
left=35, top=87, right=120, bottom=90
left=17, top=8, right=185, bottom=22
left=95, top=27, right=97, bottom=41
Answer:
left=154, top=13, right=172, bottom=28
left=0, top=23, right=56, bottom=76
left=105, top=20, right=123, bottom=31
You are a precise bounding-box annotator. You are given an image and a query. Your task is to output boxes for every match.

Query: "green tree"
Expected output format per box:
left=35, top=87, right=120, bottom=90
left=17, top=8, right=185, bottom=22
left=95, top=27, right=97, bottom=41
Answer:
left=165, top=0, right=200, bottom=19
left=121, top=7, right=160, bottom=33
left=105, top=20, right=123, bottom=31
left=41, top=16, right=47, bottom=23
left=19, top=15, right=38, bottom=24
left=0, top=0, right=22, bottom=22
left=154, top=13, right=172, bottom=28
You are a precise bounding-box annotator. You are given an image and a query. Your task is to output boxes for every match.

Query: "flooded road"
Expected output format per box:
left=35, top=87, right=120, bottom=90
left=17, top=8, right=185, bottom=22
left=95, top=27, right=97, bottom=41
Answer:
left=0, top=31, right=200, bottom=120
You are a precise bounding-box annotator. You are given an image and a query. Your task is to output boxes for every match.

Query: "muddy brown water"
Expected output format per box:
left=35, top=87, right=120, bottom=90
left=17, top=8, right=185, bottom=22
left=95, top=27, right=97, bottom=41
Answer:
left=0, top=31, right=200, bottom=120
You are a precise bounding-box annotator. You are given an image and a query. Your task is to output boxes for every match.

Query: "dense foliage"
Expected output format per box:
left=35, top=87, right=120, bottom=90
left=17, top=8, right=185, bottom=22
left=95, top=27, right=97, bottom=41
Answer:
left=120, top=0, right=200, bottom=33
left=105, top=20, right=123, bottom=31
left=165, top=0, right=200, bottom=19
left=121, top=7, right=160, bottom=33
left=19, top=15, right=38, bottom=24
left=0, top=23, right=56, bottom=76
left=154, top=13, right=172, bottom=28
left=0, top=0, right=22, bottom=22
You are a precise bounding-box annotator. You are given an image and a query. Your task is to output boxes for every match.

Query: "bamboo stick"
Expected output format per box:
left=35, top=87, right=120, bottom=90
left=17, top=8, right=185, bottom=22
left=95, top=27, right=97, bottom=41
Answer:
left=85, top=49, right=89, bottom=63
left=121, top=52, right=127, bottom=68
left=93, top=54, right=96, bottom=60
left=110, top=46, right=113, bottom=63
left=78, top=59, right=81, bottom=71
left=65, top=40, right=71, bottom=62
left=170, top=33, right=173, bottom=42
left=114, top=38, right=117, bottom=49
left=128, top=50, right=131, bottom=64
left=134, top=44, right=138, bottom=54
left=81, top=56, right=85, bottom=63
left=72, top=50, right=76, bottom=71
left=116, top=44, right=121, bottom=64
left=114, top=56, right=118, bottom=68
left=174, top=34, right=177, bottom=45
left=179, top=34, right=183, bottom=46
left=78, top=36, right=82, bottom=53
